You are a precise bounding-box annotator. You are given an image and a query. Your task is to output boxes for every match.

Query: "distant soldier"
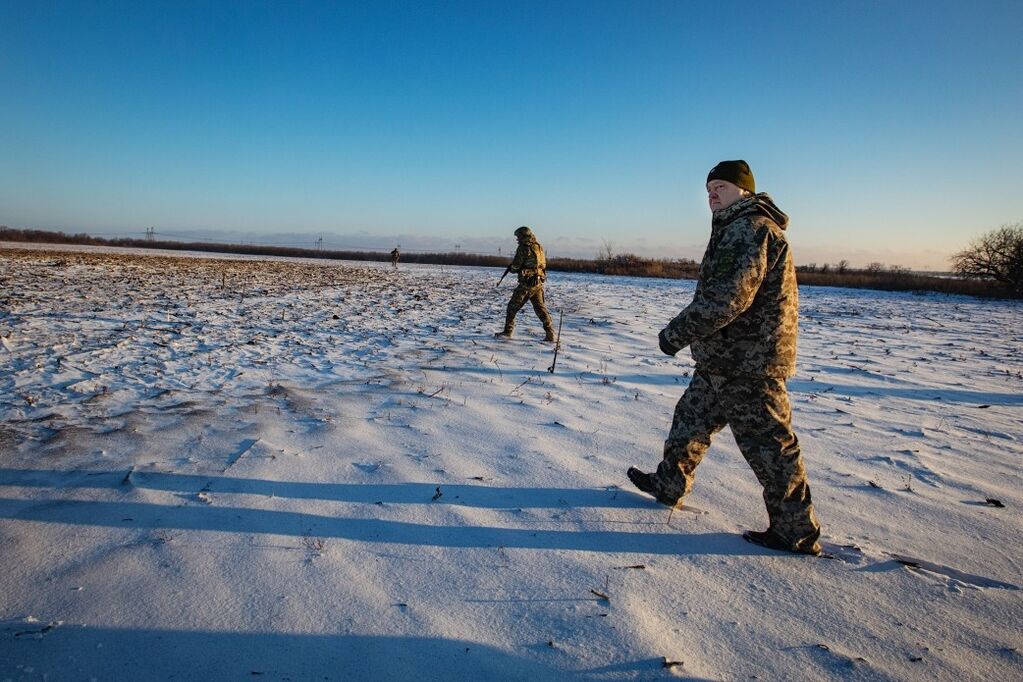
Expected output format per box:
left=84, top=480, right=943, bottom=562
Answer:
left=628, top=160, right=822, bottom=555
left=390, top=247, right=400, bottom=268
left=496, top=226, right=555, bottom=342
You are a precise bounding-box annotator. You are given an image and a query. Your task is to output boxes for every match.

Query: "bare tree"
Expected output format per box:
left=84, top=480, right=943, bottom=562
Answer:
left=596, top=240, right=616, bottom=273
left=951, top=223, right=1023, bottom=298
left=837, top=259, right=850, bottom=274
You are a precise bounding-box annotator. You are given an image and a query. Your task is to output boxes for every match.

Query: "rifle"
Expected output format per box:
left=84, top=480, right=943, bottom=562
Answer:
left=496, top=265, right=512, bottom=287
left=547, top=309, right=564, bottom=373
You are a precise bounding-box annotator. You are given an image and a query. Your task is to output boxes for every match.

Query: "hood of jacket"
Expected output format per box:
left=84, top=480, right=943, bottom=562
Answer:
left=712, top=192, right=788, bottom=230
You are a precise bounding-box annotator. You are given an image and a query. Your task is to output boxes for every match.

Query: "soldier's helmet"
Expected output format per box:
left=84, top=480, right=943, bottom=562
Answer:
left=514, top=226, right=533, bottom=241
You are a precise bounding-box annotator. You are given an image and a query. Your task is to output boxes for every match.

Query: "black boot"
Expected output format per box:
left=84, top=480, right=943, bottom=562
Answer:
left=626, top=467, right=678, bottom=507
left=743, top=528, right=821, bottom=556
left=496, top=315, right=514, bottom=339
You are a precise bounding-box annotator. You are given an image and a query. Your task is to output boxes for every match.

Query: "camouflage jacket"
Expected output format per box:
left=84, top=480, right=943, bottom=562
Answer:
left=661, top=193, right=798, bottom=377
left=509, top=238, right=547, bottom=283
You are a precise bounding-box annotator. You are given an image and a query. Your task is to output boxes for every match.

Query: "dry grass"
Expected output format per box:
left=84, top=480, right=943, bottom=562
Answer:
left=1, top=229, right=1010, bottom=298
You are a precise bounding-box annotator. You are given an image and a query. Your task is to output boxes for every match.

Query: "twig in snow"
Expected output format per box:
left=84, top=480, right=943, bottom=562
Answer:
left=548, top=309, right=564, bottom=373
left=591, top=575, right=611, bottom=601
left=509, top=377, right=532, bottom=394
left=303, top=536, right=326, bottom=555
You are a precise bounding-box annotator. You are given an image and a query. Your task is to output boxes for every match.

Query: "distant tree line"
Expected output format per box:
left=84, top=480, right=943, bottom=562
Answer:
left=0, top=225, right=509, bottom=268
left=794, top=264, right=997, bottom=297
left=592, top=241, right=701, bottom=278
left=1, top=225, right=1017, bottom=299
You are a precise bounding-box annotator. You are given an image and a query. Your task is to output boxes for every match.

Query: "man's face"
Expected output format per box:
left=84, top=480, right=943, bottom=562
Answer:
left=707, top=180, right=746, bottom=211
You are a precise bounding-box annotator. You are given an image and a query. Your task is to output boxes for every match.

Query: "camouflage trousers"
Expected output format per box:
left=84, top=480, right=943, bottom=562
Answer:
left=503, top=281, right=554, bottom=336
left=654, top=370, right=821, bottom=552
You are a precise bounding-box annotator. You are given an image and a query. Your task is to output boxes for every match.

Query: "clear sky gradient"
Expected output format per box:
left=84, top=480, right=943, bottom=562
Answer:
left=2, top=1, right=1021, bottom=268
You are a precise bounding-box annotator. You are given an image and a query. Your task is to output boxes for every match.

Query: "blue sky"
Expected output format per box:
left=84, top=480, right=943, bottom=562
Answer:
left=2, top=1, right=1021, bottom=268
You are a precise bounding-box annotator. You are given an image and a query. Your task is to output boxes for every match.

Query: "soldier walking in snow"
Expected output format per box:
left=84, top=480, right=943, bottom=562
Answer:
left=496, top=226, right=556, bottom=342
left=628, top=160, right=822, bottom=555
left=390, top=247, right=400, bottom=268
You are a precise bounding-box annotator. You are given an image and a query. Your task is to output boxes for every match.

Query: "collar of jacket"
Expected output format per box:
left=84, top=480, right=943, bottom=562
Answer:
left=711, top=192, right=788, bottom=230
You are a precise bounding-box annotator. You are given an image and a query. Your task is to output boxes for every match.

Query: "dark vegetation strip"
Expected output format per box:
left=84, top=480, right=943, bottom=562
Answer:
left=0, top=226, right=1010, bottom=299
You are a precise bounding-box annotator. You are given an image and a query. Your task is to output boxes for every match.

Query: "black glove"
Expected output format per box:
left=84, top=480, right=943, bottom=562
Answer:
left=658, top=329, right=681, bottom=356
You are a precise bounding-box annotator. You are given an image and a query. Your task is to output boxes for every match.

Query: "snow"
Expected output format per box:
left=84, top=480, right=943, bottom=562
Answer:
left=1, top=242, right=1021, bottom=681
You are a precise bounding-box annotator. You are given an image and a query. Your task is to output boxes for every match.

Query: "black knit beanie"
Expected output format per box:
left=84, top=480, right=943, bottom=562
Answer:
left=707, top=160, right=755, bottom=194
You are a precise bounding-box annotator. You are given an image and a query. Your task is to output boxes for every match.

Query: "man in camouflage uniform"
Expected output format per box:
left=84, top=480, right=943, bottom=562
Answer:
left=628, top=160, right=822, bottom=555
left=496, top=226, right=556, bottom=342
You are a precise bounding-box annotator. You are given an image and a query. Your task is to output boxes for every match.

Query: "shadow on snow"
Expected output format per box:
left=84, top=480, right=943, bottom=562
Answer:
left=0, top=624, right=659, bottom=682
left=3, top=468, right=651, bottom=510
left=0, top=493, right=749, bottom=557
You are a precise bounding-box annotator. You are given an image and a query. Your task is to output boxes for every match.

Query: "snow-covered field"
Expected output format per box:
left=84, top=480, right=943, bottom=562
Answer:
left=1, top=242, right=1021, bottom=681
